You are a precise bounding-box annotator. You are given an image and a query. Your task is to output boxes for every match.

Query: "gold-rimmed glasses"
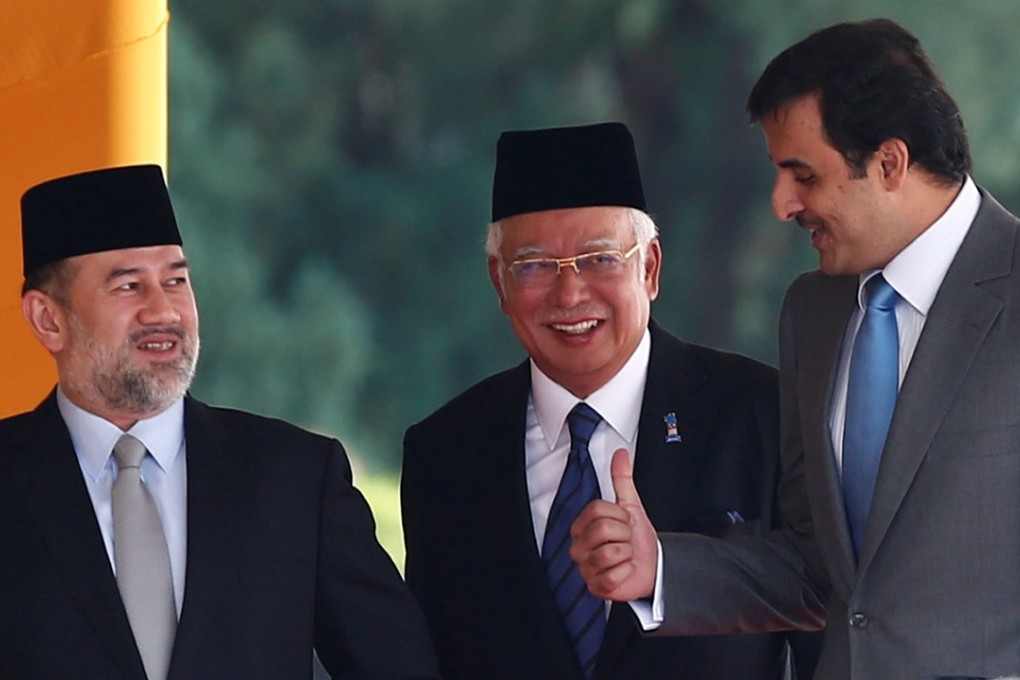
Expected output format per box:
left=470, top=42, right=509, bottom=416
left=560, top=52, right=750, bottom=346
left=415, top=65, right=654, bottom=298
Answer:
left=506, top=243, right=641, bottom=288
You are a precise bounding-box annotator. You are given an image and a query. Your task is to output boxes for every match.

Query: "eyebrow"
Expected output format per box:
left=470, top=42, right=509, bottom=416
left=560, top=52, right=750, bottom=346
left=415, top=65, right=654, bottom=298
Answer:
left=511, top=239, right=622, bottom=260
left=106, top=259, right=189, bottom=282
left=777, top=159, right=812, bottom=170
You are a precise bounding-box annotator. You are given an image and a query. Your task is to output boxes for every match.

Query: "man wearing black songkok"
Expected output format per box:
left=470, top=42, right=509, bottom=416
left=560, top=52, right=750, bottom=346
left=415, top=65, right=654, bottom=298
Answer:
left=0, top=164, right=440, bottom=680
left=401, top=122, right=821, bottom=680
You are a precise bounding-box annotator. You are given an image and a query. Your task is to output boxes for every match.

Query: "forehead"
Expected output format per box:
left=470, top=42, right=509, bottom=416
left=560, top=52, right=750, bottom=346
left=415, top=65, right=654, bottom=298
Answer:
left=501, top=206, right=631, bottom=254
left=68, top=244, right=188, bottom=279
left=761, top=95, right=833, bottom=164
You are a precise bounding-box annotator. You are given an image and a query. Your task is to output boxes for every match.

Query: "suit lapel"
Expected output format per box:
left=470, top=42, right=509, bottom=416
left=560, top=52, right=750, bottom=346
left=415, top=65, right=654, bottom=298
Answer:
left=597, top=325, right=706, bottom=671
left=631, top=324, right=715, bottom=532
left=599, top=324, right=723, bottom=673
left=491, top=364, right=583, bottom=679
left=861, top=193, right=1015, bottom=570
left=167, top=397, right=250, bottom=679
left=794, top=275, right=860, bottom=593
left=5, top=393, right=144, bottom=679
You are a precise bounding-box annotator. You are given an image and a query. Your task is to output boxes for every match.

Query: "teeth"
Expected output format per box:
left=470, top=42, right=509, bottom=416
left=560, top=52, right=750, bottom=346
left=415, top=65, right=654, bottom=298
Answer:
left=551, top=320, right=599, bottom=334
left=141, top=341, right=174, bottom=350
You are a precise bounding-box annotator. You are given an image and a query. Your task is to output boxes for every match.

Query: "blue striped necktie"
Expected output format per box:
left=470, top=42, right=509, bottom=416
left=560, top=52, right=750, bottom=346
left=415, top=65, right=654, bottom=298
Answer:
left=843, top=274, right=900, bottom=558
left=542, top=402, right=606, bottom=679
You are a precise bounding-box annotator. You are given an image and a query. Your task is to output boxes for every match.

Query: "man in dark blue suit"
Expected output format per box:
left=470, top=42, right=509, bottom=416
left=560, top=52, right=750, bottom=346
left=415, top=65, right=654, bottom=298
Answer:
left=0, top=164, right=439, bottom=679
left=401, top=122, right=820, bottom=679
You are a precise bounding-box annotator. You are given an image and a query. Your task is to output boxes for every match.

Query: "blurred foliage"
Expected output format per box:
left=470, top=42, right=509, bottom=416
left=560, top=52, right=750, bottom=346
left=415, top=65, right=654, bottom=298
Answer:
left=169, top=0, right=1020, bottom=473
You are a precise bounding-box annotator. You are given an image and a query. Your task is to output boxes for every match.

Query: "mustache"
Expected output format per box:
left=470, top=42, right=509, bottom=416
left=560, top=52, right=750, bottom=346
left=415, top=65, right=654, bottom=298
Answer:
left=796, top=214, right=826, bottom=230
left=129, top=326, right=187, bottom=343
left=539, top=304, right=610, bottom=325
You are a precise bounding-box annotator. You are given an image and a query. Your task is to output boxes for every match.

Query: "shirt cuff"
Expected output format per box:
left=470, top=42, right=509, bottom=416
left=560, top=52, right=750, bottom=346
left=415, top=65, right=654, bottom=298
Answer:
left=626, top=538, right=664, bottom=631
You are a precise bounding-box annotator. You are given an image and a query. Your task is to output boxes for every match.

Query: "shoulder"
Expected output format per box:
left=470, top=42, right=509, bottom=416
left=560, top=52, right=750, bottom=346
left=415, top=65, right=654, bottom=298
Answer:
left=650, top=322, right=776, bottom=390
left=184, top=396, right=336, bottom=449
left=785, top=269, right=848, bottom=299
left=780, top=270, right=856, bottom=324
left=0, top=391, right=60, bottom=444
left=976, top=186, right=1020, bottom=227
left=405, top=362, right=528, bottom=438
left=0, top=408, right=43, bottom=435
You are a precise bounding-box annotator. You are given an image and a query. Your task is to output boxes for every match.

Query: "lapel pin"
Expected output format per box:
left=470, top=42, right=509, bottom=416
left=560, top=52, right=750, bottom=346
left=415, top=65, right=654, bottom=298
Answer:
left=663, top=412, right=682, bottom=443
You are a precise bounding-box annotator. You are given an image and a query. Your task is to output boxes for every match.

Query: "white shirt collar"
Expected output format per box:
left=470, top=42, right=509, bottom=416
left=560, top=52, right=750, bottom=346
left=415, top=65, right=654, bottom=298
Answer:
left=530, top=329, right=650, bottom=450
left=56, top=388, right=186, bottom=480
left=863, top=175, right=980, bottom=313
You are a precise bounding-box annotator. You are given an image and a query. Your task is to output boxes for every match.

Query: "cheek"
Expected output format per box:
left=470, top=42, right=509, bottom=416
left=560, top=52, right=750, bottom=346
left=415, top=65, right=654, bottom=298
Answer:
left=501, top=294, right=540, bottom=329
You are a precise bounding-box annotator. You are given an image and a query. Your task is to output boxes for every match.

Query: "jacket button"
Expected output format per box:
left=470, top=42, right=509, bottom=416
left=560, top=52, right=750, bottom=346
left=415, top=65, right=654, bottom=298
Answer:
left=849, top=612, right=868, bottom=628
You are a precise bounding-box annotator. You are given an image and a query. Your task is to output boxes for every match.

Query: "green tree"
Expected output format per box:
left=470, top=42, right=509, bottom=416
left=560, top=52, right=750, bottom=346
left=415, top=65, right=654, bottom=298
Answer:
left=170, top=0, right=1020, bottom=472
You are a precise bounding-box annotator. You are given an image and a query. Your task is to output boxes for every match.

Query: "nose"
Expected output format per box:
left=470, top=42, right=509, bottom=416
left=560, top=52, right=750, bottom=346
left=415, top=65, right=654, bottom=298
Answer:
left=547, top=262, right=589, bottom=307
left=771, top=173, right=805, bottom=222
left=138, top=287, right=182, bottom=326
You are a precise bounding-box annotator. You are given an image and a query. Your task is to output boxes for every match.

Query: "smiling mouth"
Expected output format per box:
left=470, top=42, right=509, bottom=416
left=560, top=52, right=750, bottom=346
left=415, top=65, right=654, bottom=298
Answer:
left=797, top=216, right=824, bottom=234
left=139, top=340, right=176, bottom=351
left=550, top=319, right=601, bottom=334
left=132, top=326, right=185, bottom=352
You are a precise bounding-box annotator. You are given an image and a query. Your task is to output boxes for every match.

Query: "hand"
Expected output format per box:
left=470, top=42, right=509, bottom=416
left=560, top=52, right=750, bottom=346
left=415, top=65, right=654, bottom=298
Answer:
left=570, top=448, right=658, bottom=601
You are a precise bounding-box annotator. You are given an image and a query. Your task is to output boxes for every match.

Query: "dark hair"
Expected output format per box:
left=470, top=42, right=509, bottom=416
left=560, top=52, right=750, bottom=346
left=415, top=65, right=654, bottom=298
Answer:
left=747, top=18, right=970, bottom=185
left=21, top=259, right=74, bottom=302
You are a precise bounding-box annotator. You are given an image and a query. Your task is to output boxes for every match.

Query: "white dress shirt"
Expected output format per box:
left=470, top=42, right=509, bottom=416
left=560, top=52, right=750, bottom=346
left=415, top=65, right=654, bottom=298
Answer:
left=526, top=330, right=650, bottom=544
left=828, top=176, right=980, bottom=469
left=57, top=389, right=188, bottom=616
left=648, top=178, right=982, bottom=631
left=527, top=328, right=662, bottom=626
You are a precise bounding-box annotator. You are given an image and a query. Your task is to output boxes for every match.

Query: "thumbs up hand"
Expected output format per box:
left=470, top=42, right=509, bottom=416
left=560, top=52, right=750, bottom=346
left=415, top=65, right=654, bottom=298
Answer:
left=570, top=448, right=658, bottom=601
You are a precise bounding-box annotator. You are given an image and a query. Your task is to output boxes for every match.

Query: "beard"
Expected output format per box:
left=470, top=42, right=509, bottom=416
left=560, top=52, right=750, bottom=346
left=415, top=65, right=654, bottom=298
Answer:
left=63, top=314, right=200, bottom=417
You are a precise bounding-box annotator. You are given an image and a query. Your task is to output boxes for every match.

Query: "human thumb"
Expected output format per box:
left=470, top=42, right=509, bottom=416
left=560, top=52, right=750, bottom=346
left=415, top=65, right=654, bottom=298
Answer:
left=610, top=448, right=642, bottom=507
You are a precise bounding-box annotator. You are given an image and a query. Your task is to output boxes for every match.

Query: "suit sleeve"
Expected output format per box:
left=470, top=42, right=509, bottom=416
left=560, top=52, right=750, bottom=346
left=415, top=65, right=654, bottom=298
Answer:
left=656, top=286, right=828, bottom=636
left=312, top=438, right=440, bottom=679
left=400, top=423, right=455, bottom=677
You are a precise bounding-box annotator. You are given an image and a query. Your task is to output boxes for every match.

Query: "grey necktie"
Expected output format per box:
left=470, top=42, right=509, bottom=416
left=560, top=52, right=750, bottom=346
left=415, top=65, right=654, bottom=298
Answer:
left=112, top=434, right=176, bottom=680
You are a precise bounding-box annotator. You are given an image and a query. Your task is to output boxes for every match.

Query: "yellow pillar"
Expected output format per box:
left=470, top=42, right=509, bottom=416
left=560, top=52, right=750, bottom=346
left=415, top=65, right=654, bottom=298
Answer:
left=0, top=0, right=168, bottom=416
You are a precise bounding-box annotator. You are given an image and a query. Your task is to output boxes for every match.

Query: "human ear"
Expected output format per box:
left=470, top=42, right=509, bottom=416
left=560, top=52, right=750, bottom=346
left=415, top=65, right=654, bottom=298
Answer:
left=22, top=290, right=67, bottom=353
left=643, top=240, right=662, bottom=302
left=876, top=138, right=910, bottom=191
left=487, top=256, right=509, bottom=312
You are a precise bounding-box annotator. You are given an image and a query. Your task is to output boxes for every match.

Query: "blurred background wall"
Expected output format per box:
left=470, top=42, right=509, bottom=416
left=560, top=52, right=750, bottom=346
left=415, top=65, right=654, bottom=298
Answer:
left=7, top=0, right=1011, bottom=566
left=161, top=0, right=1020, bottom=560
left=0, top=0, right=169, bottom=416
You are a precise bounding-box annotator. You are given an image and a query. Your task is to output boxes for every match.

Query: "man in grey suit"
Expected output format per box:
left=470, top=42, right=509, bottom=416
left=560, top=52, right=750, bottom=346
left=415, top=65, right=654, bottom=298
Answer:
left=571, top=18, right=1020, bottom=680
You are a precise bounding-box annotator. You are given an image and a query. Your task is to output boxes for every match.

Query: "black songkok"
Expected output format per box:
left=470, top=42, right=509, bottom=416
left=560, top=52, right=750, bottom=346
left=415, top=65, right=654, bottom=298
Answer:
left=491, top=121, right=646, bottom=222
left=21, top=164, right=181, bottom=277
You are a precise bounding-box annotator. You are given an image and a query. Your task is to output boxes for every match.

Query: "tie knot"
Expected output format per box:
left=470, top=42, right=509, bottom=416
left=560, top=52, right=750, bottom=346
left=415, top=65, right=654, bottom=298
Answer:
left=113, top=434, right=147, bottom=469
left=865, top=275, right=899, bottom=312
left=567, top=403, right=602, bottom=448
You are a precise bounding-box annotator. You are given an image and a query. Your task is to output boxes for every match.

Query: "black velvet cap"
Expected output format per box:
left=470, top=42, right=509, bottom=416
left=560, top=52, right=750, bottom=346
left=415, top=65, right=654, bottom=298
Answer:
left=21, top=164, right=182, bottom=277
left=491, top=121, right=646, bottom=222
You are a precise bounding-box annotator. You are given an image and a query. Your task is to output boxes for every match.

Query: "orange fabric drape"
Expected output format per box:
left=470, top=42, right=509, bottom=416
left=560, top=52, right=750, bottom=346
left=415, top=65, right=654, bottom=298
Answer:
left=0, top=0, right=168, bottom=416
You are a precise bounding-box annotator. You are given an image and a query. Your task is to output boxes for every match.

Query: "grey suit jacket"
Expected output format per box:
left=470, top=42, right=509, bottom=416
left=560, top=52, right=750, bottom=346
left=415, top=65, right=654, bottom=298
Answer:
left=659, top=189, right=1020, bottom=680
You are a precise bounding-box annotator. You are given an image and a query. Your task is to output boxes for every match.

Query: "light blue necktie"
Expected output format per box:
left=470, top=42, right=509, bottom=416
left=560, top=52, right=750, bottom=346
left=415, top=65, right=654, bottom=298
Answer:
left=843, top=274, right=900, bottom=558
left=542, top=403, right=606, bottom=679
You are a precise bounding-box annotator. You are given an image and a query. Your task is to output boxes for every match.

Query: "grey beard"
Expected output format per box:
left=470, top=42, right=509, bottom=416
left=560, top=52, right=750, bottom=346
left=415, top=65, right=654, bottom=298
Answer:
left=91, top=347, right=199, bottom=415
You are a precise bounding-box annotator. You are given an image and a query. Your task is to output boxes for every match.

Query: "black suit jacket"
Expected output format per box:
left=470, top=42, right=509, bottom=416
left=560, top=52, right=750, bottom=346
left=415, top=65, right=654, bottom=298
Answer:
left=0, top=393, right=439, bottom=680
left=402, top=321, right=820, bottom=680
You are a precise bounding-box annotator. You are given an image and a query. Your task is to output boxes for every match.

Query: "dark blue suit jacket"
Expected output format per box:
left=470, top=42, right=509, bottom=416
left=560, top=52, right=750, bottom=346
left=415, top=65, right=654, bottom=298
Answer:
left=0, top=393, right=439, bottom=679
left=402, top=321, right=821, bottom=679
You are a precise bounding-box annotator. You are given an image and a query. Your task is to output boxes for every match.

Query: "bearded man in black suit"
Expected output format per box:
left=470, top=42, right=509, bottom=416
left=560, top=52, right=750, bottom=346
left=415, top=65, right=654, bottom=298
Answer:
left=0, top=164, right=439, bottom=680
